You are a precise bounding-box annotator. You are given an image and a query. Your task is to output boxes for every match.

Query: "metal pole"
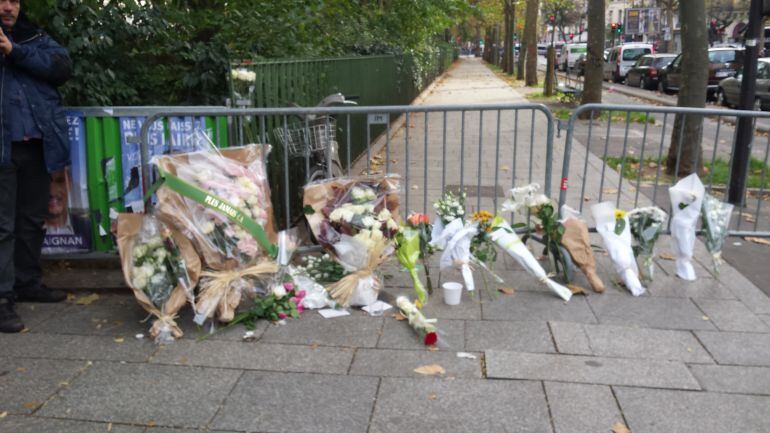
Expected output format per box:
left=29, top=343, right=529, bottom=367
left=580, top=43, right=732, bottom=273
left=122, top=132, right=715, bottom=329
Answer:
left=729, top=0, right=764, bottom=205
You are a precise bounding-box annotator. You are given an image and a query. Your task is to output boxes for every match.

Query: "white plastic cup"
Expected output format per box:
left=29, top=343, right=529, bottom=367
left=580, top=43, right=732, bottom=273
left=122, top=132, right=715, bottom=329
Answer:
left=442, top=282, right=463, bottom=306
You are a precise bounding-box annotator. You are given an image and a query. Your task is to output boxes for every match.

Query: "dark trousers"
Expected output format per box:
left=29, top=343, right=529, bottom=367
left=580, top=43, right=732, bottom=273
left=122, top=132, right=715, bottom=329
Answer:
left=0, top=140, right=50, bottom=299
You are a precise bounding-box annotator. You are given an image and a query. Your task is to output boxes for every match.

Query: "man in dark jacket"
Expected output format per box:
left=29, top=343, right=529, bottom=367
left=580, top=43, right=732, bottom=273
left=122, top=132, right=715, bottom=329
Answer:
left=0, top=0, right=72, bottom=333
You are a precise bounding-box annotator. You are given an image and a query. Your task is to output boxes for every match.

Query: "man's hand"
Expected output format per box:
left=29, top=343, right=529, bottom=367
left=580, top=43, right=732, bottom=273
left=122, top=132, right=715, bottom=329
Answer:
left=0, top=27, right=12, bottom=56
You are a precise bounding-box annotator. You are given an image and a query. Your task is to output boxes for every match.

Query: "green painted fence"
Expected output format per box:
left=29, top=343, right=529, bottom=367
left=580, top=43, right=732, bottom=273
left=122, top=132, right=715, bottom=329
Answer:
left=229, top=45, right=458, bottom=226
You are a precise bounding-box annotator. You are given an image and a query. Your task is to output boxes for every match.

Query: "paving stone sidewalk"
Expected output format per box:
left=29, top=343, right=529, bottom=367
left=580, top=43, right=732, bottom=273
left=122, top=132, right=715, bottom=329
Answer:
left=4, top=57, right=770, bottom=433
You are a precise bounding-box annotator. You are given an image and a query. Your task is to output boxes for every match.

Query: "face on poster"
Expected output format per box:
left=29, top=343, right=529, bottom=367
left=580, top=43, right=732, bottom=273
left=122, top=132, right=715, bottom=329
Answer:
left=43, top=114, right=92, bottom=254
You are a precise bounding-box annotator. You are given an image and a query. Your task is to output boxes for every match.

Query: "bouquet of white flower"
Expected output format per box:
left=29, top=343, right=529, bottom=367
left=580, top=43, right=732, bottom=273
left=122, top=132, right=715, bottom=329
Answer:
left=117, top=213, right=200, bottom=343
left=669, top=174, right=705, bottom=281
left=153, top=144, right=278, bottom=323
left=591, top=202, right=645, bottom=296
left=627, top=206, right=668, bottom=281
left=430, top=191, right=478, bottom=292
left=701, top=193, right=734, bottom=274
left=304, top=176, right=401, bottom=307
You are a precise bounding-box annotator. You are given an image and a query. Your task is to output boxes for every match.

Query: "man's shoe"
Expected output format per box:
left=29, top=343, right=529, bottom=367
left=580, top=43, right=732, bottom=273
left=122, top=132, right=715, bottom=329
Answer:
left=16, top=285, right=67, bottom=303
left=0, top=298, right=25, bottom=333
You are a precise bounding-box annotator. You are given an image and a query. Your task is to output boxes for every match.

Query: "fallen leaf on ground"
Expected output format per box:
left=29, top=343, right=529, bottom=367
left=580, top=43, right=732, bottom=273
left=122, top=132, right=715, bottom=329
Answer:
left=310, top=343, right=319, bottom=350
left=742, top=213, right=757, bottom=223
left=658, top=252, right=676, bottom=261
left=392, top=312, right=407, bottom=321
left=0, top=411, right=7, bottom=419
left=498, top=287, right=515, bottom=295
left=74, top=293, right=100, bottom=305
left=411, top=184, right=419, bottom=190
left=428, top=346, right=439, bottom=352
left=23, top=401, right=40, bottom=410
left=583, top=196, right=591, bottom=202
left=113, top=337, right=124, bottom=344
left=414, top=364, right=446, bottom=376
left=16, top=367, right=26, bottom=373
left=612, top=422, right=631, bottom=433
left=428, top=393, right=438, bottom=400
left=568, top=284, right=588, bottom=295
left=107, top=422, right=113, bottom=432
left=501, top=165, right=510, bottom=172
left=147, top=421, right=157, bottom=427
left=703, top=315, right=710, bottom=321
left=603, top=188, right=618, bottom=194
left=745, top=236, right=770, bottom=246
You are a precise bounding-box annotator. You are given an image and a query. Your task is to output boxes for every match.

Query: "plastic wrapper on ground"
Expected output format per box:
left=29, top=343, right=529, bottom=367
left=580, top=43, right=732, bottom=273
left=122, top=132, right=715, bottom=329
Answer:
left=701, top=193, right=733, bottom=274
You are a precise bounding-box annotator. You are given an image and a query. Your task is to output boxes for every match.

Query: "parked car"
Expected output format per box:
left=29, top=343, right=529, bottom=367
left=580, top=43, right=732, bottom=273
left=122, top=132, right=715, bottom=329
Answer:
left=559, top=43, right=587, bottom=71
left=716, top=58, right=770, bottom=111
left=625, top=54, right=677, bottom=90
left=659, top=47, right=744, bottom=99
left=603, top=43, right=654, bottom=82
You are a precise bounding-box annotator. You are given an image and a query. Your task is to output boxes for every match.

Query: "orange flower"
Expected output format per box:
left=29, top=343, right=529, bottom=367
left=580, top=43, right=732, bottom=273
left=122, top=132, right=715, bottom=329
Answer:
left=407, top=213, right=429, bottom=226
left=471, top=210, right=493, bottom=223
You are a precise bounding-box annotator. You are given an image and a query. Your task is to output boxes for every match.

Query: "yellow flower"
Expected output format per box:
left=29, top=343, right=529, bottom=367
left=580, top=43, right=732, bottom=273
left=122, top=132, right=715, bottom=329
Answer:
left=471, top=210, right=494, bottom=223
left=614, top=209, right=626, bottom=220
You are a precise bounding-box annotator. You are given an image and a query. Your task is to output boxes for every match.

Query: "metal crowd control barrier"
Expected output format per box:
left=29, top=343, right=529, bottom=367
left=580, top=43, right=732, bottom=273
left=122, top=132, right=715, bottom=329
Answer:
left=140, top=104, right=556, bottom=228
left=558, top=103, right=770, bottom=237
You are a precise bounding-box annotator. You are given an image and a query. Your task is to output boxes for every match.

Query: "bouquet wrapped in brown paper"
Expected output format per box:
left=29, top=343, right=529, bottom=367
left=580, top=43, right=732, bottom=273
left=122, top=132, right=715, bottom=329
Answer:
left=559, top=206, right=605, bottom=293
left=303, top=176, right=400, bottom=307
left=117, top=213, right=201, bottom=343
left=152, top=144, right=278, bottom=323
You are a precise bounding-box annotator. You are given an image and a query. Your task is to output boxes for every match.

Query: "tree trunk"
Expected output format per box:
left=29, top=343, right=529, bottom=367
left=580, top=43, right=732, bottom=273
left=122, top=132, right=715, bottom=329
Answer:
left=503, top=1, right=513, bottom=74
left=579, top=0, right=604, bottom=110
left=666, top=0, right=707, bottom=176
left=517, top=26, right=526, bottom=80
left=524, top=0, right=539, bottom=86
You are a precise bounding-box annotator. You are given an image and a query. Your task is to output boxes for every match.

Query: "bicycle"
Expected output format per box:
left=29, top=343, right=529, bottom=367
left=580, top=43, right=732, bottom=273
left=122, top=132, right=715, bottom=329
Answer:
left=273, top=93, right=357, bottom=183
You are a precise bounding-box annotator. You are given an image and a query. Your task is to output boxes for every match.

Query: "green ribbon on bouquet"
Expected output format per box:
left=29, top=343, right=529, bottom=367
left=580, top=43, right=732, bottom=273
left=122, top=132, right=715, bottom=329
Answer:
left=155, top=168, right=278, bottom=259
left=396, top=226, right=427, bottom=305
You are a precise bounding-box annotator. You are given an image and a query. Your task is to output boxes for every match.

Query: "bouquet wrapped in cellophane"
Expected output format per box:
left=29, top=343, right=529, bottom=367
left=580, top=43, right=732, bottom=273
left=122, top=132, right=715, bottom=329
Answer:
left=152, top=144, right=278, bottom=324
left=627, top=206, right=667, bottom=281
left=430, top=191, right=478, bottom=292
left=117, top=213, right=201, bottom=343
left=669, top=174, right=705, bottom=281
left=303, top=176, right=401, bottom=307
left=701, top=193, right=734, bottom=274
left=591, top=202, right=645, bottom=296
left=496, top=184, right=572, bottom=301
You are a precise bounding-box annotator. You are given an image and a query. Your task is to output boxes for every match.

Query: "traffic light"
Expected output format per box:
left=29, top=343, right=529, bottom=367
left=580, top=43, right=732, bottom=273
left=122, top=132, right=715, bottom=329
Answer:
left=549, top=15, right=555, bottom=24
left=616, top=23, right=623, bottom=34
left=569, top=32, right=574, bottom=40
left=611, top=22, right=617, bottom=31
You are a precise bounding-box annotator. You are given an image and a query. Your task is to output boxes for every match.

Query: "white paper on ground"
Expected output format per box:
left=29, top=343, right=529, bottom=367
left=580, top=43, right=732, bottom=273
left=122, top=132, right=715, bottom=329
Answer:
left=669, top=174, right=705, bottom=281
left=362, top=301, right=393, bottom=315
left=591, top=201, right=646, bottom=296
left=318, top=308, right=351, bottom=319
left=456, top=352, right=477, bottom=359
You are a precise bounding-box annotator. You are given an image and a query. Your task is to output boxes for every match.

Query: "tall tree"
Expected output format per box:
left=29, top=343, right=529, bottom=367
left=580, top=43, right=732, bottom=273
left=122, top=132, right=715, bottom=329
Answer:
left=579, top=0, right=604, bottom=108
left=524, top=0, right=539, bottom=86
left=503, top=0, right=514, bottom=74
left=666, top=0, right=708, bottom=175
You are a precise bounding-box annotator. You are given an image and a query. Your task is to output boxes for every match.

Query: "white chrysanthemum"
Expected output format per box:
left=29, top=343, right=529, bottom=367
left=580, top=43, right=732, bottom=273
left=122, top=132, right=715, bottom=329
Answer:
left=132, top=244, right=148, bottom=259
left=361, top=216, right=377, bottom=228
left=152, top=248, right=168, bottom=261
left=378, top=209, right=391, bottom=221
left=330, top=208, right=344, bottom=222
left=386, top=218, right=399, bottom=231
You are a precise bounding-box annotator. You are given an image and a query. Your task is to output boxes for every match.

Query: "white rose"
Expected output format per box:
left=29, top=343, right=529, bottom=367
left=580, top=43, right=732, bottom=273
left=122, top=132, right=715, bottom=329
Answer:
left=351, top=187, right=365, bottom=201
left=387, top=218, right=399, bottom=231
left=377, top=209, right=391, bottom=221
left=201, top=222, right=216, bottom=235
left=132, top=274, right=148, bottom=290
left=152, top=248, right=168, bottom=261
left=272, top=284, right=287, bottom=299
left=141, top=263, right=155, bottom=278
left=329, top=208, right=344, bottom=222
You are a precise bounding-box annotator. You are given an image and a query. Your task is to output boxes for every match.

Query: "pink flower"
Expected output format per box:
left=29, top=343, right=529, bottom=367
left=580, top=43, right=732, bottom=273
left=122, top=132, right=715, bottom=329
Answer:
left=296, top=290, right=306, bottom=299
left=290, top=297, right=299, bottom=304
left=278, top=312, right=287, bottom=320
left=283, top=282, right=294, bottom=291
left=296, top=305, right=304, bottom=314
